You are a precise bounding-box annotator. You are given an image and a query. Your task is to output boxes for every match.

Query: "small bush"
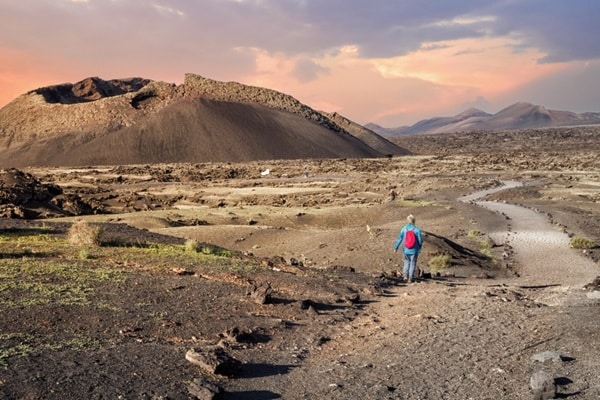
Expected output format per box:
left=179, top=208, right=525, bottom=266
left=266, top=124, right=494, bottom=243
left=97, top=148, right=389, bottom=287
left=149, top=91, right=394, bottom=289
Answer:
left=78, top=248, right=90, bottom=260
left=468, top=230, right=481, bottom=237
left=428, top=254, right=451, bottom=273
left=570, top=236, right=597, bottom=250
left=479, top=240, right=493, bottom=257
left=199, top=245, right=235, bottom=257
left=68, top=221, right=101, bottom=247
left=184, top=239, right=199, bottom=252
left=182, top=240, right=234, bottom=257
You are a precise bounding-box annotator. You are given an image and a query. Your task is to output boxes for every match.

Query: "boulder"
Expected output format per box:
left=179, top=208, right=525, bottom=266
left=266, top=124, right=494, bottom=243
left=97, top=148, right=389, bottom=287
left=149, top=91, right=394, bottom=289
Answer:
left=185, top=346, right=241, bottom=377
left=187, top=378, right=224, bottom=400
left=530, top=371, right=556, bottom=400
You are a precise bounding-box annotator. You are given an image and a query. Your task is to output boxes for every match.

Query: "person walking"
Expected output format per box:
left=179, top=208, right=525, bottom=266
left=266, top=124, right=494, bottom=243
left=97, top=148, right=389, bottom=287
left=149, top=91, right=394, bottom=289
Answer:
left=393, top=214, right=423, bottom=282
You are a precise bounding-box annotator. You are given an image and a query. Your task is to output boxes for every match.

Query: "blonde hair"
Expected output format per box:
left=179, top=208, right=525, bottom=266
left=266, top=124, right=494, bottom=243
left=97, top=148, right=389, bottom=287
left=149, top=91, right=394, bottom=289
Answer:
left=407, top=214, right=415, bottom=224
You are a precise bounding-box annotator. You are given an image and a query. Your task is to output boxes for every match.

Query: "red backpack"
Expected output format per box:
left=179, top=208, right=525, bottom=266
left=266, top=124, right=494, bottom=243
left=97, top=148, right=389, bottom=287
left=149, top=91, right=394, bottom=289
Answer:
left=404, top=228, right=416, bottom=249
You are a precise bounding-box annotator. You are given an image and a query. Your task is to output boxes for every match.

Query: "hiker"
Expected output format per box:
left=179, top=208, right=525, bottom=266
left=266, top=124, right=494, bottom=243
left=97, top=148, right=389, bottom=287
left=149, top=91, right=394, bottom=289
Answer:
left=393, top=214, right=423, bottom=282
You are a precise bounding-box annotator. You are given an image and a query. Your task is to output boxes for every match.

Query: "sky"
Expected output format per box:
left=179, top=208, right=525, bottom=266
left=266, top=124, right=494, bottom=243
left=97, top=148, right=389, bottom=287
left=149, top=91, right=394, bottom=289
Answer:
left=0, top=0, right=599, bottom=127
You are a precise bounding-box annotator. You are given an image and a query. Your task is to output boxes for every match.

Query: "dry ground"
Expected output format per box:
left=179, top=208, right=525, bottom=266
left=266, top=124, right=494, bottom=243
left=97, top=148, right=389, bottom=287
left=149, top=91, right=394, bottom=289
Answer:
left=1, top=127, right=599, bottom=399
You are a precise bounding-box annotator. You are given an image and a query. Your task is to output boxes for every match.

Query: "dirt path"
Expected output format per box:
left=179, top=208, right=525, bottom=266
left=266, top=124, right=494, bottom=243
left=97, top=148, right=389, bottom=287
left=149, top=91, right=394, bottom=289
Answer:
left=480, top=200, right=596, bottom=285
left=468, top=182, right=598, bottom=293
left=223, top=182, right=600, bottom=399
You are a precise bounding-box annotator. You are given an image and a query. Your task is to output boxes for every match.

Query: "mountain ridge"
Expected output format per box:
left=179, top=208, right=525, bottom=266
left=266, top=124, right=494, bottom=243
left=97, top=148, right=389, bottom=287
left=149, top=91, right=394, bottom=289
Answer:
left=370, top=102, right=600, bottom=136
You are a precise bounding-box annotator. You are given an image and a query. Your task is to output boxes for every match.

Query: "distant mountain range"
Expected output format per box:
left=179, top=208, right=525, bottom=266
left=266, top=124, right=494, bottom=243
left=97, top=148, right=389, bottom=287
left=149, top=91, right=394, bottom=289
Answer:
left=366, top=102, right=600, bottom=136
left=0, top=75, right=407, bottom=168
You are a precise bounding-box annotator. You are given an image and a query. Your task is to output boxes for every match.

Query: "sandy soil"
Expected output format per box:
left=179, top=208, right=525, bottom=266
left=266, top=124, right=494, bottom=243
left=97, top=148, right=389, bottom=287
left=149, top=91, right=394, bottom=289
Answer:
left=1, top=128, right=599, bottom=399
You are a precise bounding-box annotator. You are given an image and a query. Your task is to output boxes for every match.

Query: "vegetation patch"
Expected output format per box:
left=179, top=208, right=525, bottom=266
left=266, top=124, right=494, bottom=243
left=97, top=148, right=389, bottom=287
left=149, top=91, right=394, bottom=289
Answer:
left=184, top=238, right=200, bottom=252
left=428, top=254, right=451, bottom=273
left=143, top=242, right=234, bottom=258
left=0, top=228, right=63, bottom=258
left=97, top=241, right=242, bottom=274
left=0, top=332, right=100, bottom=368
left=478, top=240, right=493, bottom=258
left=197, top=244, right=235, bottom=257
left=0, top=333, right=35, bottom=368
left=570, top=236, right=597, bottom=250
left=401, top=199, right=436, bottom=207
left=0, top=259, right=125, bottom=308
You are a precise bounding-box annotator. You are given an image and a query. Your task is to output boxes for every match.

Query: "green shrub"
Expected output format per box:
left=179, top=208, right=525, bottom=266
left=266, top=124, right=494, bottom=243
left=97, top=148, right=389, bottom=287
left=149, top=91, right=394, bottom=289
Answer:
left=428, top=254, right=451, bottom=273
left=182, top=240, right=233, bottom=257
left=570, top=236, right=597, bottom=250
left=78, top=248, right=92, bottom=260
left=198, top=245, right=234, bottom=257
left=184, top=239, right=200, bottom=252
left=479, top=240, right=493, bottom=257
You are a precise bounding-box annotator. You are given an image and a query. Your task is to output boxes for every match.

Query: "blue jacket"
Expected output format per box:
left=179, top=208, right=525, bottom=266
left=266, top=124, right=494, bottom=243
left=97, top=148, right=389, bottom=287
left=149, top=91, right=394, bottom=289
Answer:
left=393, top=223, right=423, bottom=255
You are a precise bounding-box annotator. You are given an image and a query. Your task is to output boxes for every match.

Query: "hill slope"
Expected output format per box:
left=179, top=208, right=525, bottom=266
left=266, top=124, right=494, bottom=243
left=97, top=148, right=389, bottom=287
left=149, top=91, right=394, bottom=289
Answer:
left=323, top=112, right=402, bottom=156
left=0, top=74, right=408, bottom=167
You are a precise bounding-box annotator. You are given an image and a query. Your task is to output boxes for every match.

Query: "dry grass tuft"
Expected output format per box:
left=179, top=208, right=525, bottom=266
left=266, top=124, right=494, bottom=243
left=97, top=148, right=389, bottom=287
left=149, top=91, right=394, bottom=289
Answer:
left=67, top=221, right=101, bottom=247
left=184, top=239, right=200, bottom=252
left=428, top=254, right=451, bottom=273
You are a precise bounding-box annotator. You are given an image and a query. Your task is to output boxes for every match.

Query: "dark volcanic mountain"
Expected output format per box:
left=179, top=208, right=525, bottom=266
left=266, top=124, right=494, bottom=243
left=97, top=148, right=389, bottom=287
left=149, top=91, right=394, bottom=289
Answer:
left=370, top=102, right=600, bottom=136
left=0, top=74, right=407, bottom=167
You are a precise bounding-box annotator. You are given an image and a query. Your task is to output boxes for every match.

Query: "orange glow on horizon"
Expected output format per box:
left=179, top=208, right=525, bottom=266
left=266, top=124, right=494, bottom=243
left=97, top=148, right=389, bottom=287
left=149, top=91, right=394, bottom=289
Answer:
left=0, top=37, right=575, bottom=126
left=0, top=47, right=81, bottom=107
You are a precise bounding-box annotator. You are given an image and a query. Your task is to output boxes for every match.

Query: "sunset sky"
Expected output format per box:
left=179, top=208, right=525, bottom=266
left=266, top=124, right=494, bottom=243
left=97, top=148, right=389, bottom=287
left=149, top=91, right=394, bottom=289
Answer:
left=1, top=0, right=599, bottom=127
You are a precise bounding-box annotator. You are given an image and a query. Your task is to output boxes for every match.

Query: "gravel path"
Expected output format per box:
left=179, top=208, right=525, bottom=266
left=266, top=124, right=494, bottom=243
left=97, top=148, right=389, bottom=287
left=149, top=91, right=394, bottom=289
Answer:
left=463, top=181, right=598, bottom=290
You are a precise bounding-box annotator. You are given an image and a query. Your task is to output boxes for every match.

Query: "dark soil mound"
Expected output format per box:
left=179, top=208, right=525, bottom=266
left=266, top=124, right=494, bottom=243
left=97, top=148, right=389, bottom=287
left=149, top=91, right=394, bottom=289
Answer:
left=4, top=99, right=385, bottom=167
left=0, top=74, right=409, bottom=168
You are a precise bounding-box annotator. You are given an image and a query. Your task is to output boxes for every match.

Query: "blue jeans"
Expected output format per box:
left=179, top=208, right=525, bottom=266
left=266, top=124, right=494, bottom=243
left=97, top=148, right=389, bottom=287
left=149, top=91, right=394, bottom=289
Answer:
left=403, top=253, right=419, bottom=280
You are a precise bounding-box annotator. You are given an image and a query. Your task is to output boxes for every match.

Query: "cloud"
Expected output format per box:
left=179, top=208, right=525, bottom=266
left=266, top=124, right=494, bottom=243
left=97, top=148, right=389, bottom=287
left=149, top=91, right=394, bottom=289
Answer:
left=1, top=1, right=597, bottom=68
left=293, top=58, right=329, bottom=83
left=152, top=4, right=186, bottom=18
left=498, top=60, right=600, bottom=113
left=0, top=0, right=598, bottom=125
left=487, top=1, right=600, bottom=63
left=371, top=36, right=563, bottom=92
